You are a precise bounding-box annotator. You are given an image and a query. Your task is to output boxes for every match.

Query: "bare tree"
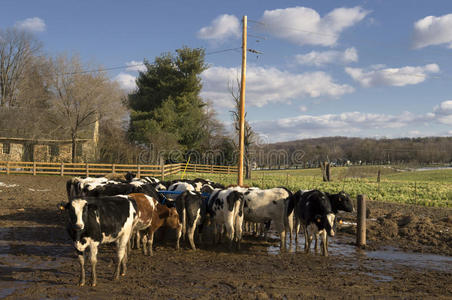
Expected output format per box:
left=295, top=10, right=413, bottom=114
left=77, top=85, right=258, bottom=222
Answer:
left=201, top=100, right=227, bottom=149
left=15, top=55, right=52, bottom=108
left=229, top=78, right=255, bottom=179
left=50, top=54, right=125, bottom=162
left=0, top=28, right=42, bottom=107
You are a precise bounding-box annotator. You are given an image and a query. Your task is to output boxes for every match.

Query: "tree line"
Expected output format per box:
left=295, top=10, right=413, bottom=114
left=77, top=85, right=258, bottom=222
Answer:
left=0, top=27, right=250, bottom=167
left=258, top=136, right=452, bottom=168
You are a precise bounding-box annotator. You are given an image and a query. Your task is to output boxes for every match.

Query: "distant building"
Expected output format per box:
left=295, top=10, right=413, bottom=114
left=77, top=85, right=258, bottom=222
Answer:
left=0, top=108, right=98, bottom=162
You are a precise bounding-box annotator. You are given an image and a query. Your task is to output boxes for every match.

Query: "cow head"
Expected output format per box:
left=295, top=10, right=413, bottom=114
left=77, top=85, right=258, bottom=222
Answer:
left=165, top=207, right=181, bottom=228
left=66, top=199, right=91, bottom=232
left=125, top=172, right=136, bottom=182
left=201, top=184, right=214, bottom=194
left=337, top=191, right=354, bottom=212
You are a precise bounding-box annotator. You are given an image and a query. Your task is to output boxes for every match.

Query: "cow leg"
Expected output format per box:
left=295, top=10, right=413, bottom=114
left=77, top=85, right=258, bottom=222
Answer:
left=182, top=209, right=187, bottom=242
left=132, top=230, right=140, bottom=250
left=141, top=233, right=148, bottom=255
left=314, top=233, right=319, bottom=253
left=304, top=226, right=311, bottom=254
left=147, top=230, right=155, bottom=256
left=321, top=231, right=328, bottom=256
left=89, top=244, right=98, bottom=287
left=176, top=222, right=183, bottom=250
left=77, top=251, right=86, bottom=286
left=280, top=229, right=287, bottom=251
left=127, top=238, right=132, bottom=254
left=225, top=221, right=234, bottom=251
left=285, top=212, right=294, bottom=243
left=188, top=224, right=197, bottom=250
left=114, top=238, right=128, bottom=279
left=235, top=216, right=243, bottom=250
left=294, top=218, right=300, bottom=243
left=274, top=221, right=286, bottom=251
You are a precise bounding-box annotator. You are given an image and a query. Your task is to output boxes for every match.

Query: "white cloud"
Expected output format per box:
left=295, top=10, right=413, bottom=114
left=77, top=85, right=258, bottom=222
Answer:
left=126, top=61, right=146, bottom=72
left=433, top=100, right=452, bottom=124
left=197, top=14, right=240, bottom=42
left=259, top=6, right=369, bottom=46
left=15, top=17, right=46, bottom=32
left=295, top=47, right=358, bottom=66
left=345, top=64, right=440, bottom=87
left=252, top=110, right=434, bottom=141
left=299, top=105, right=307, bottom=112
left=413, top=14, right=452, bottom=49
left=114, top=73, right=136, bottom=91
left=201, top=66, right=354, bottom=109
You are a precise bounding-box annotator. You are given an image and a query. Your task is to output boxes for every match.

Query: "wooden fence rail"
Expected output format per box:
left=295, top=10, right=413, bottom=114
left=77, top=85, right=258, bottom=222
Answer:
left=0, top=161, right=238, bottom=178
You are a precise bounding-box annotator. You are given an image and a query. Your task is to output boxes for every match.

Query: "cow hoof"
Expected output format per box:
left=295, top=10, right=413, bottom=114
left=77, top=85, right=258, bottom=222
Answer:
left=79, top=282, right=85, bottom=287
left=91, top=283, right=97, bottom=287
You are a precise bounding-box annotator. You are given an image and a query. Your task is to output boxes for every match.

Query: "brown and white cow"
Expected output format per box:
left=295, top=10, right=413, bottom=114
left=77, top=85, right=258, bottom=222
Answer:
left=128, top=193, right=182, bottom=256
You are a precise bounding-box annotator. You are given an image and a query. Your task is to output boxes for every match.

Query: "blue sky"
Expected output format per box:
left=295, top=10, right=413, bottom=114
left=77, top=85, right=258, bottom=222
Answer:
left=2, top=0, right=452, bottom=142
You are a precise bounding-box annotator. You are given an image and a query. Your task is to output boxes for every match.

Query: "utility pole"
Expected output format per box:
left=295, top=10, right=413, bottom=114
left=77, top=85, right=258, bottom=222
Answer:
left=238, top=15, right=247, bottom=186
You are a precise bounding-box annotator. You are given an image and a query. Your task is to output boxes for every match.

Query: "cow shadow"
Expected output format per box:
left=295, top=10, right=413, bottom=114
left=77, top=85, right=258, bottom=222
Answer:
left=0, top=207, right=66, bottom=226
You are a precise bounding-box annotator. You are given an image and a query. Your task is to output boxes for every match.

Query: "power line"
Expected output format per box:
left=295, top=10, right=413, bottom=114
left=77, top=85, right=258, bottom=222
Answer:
left=248, top=19, right=339, bottom=38
left=56, top=47, right=242, bottom=76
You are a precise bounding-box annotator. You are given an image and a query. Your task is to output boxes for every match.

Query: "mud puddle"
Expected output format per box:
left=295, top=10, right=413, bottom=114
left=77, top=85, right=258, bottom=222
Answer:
left=266, top=232, right=452, bottom=277
left=367, top=246, right=452, bottom=272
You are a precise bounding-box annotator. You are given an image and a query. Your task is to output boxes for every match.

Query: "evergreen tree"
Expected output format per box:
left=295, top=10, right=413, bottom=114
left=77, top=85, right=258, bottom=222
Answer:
left=128, top=47, right=208, bottom=152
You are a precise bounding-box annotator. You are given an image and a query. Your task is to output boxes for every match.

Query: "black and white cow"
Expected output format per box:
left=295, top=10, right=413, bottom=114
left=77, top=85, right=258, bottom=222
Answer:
left=241, top=187, right=292, bottom=250
left=63, top=196, right=137, bottom=286
left=293, top=190, right=353, bottom=246
left=66, top=177, right=111, bottom=200
left=206, top=188, right=245, bottom=250
left=174, top=190, right=206, bottom=250
left=294, top=189, right=337, bottom=256
left=66, top=177, right=168, bottom=206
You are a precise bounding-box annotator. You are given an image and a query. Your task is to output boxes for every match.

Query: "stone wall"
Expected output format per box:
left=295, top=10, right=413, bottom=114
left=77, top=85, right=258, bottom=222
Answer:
left=33, top=145, right=50, bottom=162
left=0, top=143, right=23, bottom=161
left=0, top=140, right=96, bottom=163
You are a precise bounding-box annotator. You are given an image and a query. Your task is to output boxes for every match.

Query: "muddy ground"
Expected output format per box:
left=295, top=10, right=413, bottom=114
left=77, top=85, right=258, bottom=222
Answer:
left=0, top=175, right=451, bottom=299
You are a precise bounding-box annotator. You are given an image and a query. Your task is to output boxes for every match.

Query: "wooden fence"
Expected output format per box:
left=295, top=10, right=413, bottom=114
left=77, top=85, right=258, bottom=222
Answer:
left=0, top=161, right=238, bottom=179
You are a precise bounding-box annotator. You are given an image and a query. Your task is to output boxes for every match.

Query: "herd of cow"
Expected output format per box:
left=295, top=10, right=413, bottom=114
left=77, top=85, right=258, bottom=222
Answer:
left=61, top=173, right=354, bottom=286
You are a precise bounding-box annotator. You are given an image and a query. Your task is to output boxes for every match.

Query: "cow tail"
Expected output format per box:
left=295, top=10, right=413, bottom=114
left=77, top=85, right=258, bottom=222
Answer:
left=176, top=192, right=187, bottom=239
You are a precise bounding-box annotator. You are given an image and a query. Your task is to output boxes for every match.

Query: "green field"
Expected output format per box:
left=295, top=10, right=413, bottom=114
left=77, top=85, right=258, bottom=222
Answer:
left=175, top=166, right=452, bottom=208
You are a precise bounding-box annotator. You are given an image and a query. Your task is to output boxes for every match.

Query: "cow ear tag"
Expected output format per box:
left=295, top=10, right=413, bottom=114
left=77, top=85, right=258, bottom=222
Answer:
left=59, top=205, right=65, bottom=211
left=316, top=218, right=321, bottom=223
left=339, top=219, right=343, bottom=224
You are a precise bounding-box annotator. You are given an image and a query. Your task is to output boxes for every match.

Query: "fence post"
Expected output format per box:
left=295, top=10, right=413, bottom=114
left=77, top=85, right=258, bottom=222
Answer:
left=227, top=166, right=230, bottom=175
left=211, top=164, right=214, bottom=174
left=137, top=165, right=141, bottom=178
left=33, top=161, right=37, bottom=176
left=160, top=161, right=165, bottom=180
left=60, top=163, right=64, bottom=176
left=414, top=181, right=417, bottom=203
left=6, top=161, right=9, bottom=175
left=112, top=164, right=116, bottom=173
left=194, top=164, right=197, bottom=173
left=356, top=194, right=366, bottom=247
left=86, top=163, right=89, bottom=177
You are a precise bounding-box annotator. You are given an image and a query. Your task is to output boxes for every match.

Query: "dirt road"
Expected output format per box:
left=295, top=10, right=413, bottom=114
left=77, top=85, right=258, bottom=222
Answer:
left=0, top=175, right=451, bottom=299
